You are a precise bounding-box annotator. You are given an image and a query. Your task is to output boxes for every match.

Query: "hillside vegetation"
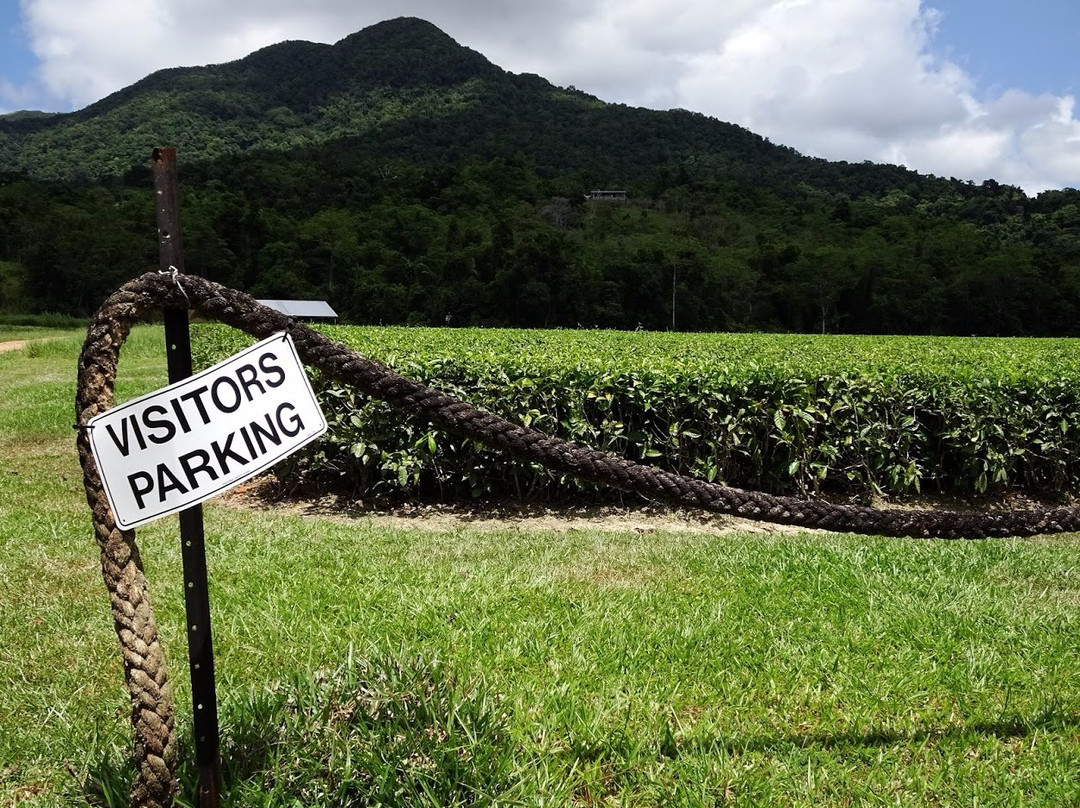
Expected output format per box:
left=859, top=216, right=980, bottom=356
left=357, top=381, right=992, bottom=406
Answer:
left=2, top=17, right=1079, bottom=335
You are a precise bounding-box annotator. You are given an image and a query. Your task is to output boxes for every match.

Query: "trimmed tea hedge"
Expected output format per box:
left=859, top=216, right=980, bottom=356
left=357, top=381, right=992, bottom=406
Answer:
left=192, top=324, right=1080, bottom=501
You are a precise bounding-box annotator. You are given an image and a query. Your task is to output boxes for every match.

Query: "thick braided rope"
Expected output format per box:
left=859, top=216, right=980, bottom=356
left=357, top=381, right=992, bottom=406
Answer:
left=76, top=309, right=176, bottom=808
left=75, top=271, right=1080, bottom=806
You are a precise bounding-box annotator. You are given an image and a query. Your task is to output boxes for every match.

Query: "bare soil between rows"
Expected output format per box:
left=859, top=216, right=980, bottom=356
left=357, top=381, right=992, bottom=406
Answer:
left=219, top=478, right=809, bottom=535
left=219, top=477, right=1070, bottom=536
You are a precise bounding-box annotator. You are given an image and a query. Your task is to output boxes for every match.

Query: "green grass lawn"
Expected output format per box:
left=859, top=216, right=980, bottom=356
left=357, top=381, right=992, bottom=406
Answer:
left=2, top=327, right=1079, bottom=807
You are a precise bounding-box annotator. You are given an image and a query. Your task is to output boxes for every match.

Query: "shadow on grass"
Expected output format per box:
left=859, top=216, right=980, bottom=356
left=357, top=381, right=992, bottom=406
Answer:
left=748, top=709, right=1080, bottom=755
left=562, top=705, right=1080, bottom=766
left=78, top=663, right=1080, bottom=807
left=79, top=654, right=519, bottom=808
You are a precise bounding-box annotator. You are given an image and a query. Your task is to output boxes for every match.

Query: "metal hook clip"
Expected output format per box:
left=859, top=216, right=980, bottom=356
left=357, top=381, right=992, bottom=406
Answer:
left=159, top=264, right=191, bottom=305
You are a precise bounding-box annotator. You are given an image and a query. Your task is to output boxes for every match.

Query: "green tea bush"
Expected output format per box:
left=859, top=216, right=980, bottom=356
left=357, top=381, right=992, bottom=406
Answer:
left=0, top=311, right=86, bottom=328
left=192, top=324, right=1080, bottom=501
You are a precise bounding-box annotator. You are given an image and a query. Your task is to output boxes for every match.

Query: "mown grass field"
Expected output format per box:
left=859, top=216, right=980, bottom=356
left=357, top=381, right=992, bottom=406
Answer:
left=2, top=326, right=1080, bottom=807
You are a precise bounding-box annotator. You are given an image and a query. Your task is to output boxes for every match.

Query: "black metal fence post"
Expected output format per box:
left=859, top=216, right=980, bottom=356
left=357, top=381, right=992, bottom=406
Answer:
left=152, top=146, right=223, bottom=808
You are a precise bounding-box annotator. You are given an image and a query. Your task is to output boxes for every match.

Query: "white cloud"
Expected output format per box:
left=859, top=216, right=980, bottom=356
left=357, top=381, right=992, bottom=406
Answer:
left=19, top=0, right=593, bottom=107
left=0, top=78, right=40, bottom=114
left=652, top=0, right=1079, bottom=193
left=11, top=0, right=1080, bottom=192
left=674, top=2, right=968, bottom=150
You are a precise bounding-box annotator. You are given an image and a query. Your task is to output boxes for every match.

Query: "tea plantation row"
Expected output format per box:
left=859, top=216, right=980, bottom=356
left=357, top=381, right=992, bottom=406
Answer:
left=192, top=324, right=1080, bottom=502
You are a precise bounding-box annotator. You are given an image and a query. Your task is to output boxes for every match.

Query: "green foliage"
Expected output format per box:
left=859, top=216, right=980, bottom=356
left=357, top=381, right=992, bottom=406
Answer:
left=7, top=148, right=1077, bottom=334
left=0, top=311, right=85, bottom=328
left=195, top=324, right=1080, bottom=500
left=0, top=174, right=154, bottom=315
left=0, top=260, right=27, bottom=312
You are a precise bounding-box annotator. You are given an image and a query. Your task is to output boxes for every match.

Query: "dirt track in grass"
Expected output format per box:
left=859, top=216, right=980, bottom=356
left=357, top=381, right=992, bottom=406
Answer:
left=219, top=478, right=825, bottom=535
left=218, top=476, right=1075, bottom=537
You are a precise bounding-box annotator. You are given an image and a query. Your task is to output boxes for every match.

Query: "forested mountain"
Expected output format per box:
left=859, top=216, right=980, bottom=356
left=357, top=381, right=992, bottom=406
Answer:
left=0, top=18, right=506, bottom=180
left=0, top=16, right=878, bottom=190
left=2, top=16, right=1079, bottom=335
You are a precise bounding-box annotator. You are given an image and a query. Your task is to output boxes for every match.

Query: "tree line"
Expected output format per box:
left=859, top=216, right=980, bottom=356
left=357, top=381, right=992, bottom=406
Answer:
left=2, top=149, right=1079, bottom=336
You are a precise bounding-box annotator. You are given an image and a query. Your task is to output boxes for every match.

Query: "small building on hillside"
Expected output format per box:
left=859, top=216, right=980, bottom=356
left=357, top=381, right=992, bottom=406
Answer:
left=586, top=189, right=628, bottom=201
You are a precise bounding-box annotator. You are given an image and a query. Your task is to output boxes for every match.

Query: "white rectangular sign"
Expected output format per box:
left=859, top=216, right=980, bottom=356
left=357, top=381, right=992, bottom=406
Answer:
left=89, top=332, right=327, bottom=529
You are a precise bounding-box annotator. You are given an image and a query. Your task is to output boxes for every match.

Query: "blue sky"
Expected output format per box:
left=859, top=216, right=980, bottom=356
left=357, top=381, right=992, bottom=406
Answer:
left=931, top=0, right=1079, bottom=97
left=1, top=1, right=1079, bottom=193
left=1, top=2, right=34, bottom=102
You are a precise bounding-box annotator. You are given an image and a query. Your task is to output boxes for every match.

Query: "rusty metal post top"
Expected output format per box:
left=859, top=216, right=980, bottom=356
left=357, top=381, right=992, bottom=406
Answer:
left=152, top=147, right=186, bottom=276
left=152, top=146, right=177, bottom=166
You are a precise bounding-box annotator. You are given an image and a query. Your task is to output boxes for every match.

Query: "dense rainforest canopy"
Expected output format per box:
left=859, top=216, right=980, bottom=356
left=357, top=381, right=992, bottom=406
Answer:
left=2, top=17, right=1078, bottom=336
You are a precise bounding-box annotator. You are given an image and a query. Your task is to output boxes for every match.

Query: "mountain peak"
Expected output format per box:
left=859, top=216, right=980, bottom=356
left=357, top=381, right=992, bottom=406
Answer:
left=331, top=17, right=502, bottom=87
left=338, top=16, right=452, bottom=45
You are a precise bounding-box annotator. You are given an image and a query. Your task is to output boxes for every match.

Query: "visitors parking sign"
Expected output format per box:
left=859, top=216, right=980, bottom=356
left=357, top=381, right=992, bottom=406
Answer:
left=88, top=332, right=327, bottom=529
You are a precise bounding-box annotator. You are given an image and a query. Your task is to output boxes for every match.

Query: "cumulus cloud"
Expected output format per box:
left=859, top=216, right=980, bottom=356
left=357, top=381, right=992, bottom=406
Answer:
left=653, top=0, right=1079, bottom=193
left=11, top=0, right=1080, bottom=192
left=0, top=78, right=39, bottom=114
left=18, top=0, right=595, bottom=107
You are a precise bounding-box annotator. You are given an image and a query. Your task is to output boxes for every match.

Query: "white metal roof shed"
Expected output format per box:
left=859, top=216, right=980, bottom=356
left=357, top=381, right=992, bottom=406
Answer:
left=256, top=300, right=338, bottom=320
